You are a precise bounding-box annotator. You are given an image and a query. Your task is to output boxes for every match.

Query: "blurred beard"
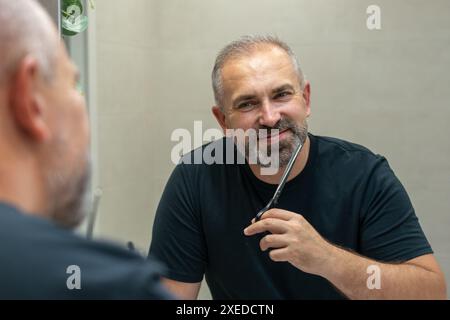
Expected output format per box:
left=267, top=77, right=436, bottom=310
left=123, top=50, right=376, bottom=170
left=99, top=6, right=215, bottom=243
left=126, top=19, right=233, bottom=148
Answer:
left=45, top=153, right=91, bottom=230
left=246, top=118, right=308, bottom=169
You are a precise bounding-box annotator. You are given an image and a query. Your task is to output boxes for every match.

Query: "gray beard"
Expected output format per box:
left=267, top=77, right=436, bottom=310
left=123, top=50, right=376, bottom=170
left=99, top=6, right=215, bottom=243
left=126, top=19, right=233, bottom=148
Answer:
left=46, top=154, right=91, bottom=229
left=247, top=119, right=308, bottom=169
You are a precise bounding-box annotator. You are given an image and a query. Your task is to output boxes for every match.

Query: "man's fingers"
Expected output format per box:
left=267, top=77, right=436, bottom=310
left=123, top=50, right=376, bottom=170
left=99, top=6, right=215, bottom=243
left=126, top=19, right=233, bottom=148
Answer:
left=259, top=234, right=288, bottom=251
left=269, top=248, right=289, bottom=262
left=244, top=218, right=288, bottom=236
left=260, top=209, right=300, bottom=221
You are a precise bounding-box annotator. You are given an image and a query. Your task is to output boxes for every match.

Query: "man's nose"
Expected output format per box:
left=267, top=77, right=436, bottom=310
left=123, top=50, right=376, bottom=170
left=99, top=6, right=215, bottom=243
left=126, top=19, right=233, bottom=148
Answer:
left=258, top=100, right=281, bottom=128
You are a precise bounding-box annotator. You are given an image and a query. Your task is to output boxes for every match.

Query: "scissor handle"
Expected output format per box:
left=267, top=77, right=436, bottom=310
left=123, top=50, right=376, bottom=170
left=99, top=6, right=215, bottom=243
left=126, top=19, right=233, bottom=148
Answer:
left=255, top=201, right=274, bottom=222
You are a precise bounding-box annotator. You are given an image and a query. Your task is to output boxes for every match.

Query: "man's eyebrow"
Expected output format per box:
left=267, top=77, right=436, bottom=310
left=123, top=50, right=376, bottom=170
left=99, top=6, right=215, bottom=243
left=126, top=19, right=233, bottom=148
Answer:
left=272, top=84, right=295, bottom=94
left=231, top=84, right=296, bottom=106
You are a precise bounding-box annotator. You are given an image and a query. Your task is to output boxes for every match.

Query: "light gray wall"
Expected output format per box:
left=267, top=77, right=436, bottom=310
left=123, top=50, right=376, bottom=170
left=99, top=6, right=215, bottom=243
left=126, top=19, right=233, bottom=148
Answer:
left=94, top=0, right=450, bottom=299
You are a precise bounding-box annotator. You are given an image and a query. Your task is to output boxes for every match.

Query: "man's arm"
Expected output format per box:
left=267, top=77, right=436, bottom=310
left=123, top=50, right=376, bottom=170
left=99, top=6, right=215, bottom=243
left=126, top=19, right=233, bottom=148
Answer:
left=162, top=278, right=202, bottom=300
left=149, top=164, right=207, bottom=300
left=323, top=248, right=446, bottom=299
left=244, top=209, right=447, bottom=300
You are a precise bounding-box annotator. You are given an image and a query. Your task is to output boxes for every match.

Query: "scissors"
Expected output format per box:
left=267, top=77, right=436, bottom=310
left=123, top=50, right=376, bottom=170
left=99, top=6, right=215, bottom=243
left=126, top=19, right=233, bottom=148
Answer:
left=254, top=141, right=304, bottom=222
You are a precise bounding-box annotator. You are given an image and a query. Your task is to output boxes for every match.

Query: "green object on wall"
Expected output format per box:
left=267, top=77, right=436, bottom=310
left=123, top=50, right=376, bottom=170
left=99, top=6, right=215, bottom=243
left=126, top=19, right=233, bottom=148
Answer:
left=61, top=0, right=88, bottom=36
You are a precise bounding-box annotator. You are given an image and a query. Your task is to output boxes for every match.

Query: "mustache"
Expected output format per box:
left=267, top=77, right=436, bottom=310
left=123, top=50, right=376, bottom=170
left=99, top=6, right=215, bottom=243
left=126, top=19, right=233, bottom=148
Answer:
left=257, top=119, right=296, bottom=137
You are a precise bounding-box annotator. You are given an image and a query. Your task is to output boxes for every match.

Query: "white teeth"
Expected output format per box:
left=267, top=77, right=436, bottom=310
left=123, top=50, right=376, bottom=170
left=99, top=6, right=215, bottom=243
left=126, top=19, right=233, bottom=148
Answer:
left=258, top=129, right=288, bottom=139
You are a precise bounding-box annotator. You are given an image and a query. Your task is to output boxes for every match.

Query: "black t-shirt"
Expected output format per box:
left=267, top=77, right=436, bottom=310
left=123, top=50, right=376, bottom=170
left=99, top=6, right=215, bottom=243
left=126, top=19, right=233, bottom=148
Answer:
left=149, top=133, right=433, bottom=299
left=0, top=202, right=171, bottom=299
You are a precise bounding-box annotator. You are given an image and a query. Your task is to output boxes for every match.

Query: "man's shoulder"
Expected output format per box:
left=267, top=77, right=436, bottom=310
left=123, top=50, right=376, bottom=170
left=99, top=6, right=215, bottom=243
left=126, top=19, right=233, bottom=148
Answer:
left=311, top=134, right=389, bottom=176
left=0, top=202, right=169, bottom=299
left=0, top=202, right=143, bottom=261
left=0, top=202, right=55, bottom=237
left=313, top=134, right=376, bottom=155
left=0, top=202, right=125, bottom=261
left=313, top=134, right=383, bottom=162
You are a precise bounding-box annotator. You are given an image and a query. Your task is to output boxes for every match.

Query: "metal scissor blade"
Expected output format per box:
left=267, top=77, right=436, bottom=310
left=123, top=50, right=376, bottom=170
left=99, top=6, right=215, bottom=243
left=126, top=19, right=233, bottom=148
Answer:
left=254, top=141, right=303, bottom=222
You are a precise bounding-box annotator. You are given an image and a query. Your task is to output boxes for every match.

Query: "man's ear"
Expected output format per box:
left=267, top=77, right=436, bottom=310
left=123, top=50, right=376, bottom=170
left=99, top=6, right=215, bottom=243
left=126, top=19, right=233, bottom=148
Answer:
left=212, top=105, right=228, bottom=133
left=302, top=81, right=311, bottom=118
left=9, top=56, right=51, bottom=142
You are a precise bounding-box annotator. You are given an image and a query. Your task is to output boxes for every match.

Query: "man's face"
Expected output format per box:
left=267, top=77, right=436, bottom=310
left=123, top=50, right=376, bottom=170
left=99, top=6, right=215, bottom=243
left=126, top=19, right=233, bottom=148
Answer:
left=214, top=46, right=311, bottom=168
left=39, top=41, right=90, bottom=228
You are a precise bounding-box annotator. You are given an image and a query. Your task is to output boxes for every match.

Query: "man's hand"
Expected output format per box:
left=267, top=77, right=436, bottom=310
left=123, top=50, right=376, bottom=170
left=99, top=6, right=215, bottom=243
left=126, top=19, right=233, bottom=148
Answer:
left=244, top=208, right=447, bottom=299
left=244, top=208, right=333, bottom=276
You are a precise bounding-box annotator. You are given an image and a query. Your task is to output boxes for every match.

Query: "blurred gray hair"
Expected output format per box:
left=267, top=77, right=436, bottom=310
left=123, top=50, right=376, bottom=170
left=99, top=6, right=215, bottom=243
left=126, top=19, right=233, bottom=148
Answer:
left=0, top=0, right=58, bottom=85
left=212, top=35, right=306, bottom=109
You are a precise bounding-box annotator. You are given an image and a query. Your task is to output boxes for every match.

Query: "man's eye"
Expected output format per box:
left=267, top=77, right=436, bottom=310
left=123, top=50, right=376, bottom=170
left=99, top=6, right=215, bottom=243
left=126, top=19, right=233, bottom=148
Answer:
left=237, top=101, right=257, bottom=111
left=274, top=91, right=292, bottom=99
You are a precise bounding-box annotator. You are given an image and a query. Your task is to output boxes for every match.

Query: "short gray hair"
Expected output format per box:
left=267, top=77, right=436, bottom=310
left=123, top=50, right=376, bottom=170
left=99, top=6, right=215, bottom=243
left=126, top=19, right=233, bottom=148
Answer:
left=212, top=35, right=305, bottom=109
left=0, top=0, right=58, bottom=85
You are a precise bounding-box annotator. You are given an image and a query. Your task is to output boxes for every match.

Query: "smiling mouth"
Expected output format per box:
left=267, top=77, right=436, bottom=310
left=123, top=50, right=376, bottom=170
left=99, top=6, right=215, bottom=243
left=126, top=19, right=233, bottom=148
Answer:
left=258, top=129, right=290, bottom=141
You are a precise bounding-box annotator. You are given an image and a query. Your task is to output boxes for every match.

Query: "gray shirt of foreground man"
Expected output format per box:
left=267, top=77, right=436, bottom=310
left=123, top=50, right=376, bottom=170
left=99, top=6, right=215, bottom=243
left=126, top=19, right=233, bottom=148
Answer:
left=0, top=0, right=171, bottom=299
left=149, top=36, right=447, bottom=299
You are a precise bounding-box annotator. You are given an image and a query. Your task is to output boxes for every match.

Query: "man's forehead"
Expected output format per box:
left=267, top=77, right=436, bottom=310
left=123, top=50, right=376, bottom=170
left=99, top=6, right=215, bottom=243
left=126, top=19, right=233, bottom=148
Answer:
left=223, top=47, right=295, bottom=77
left=221, top=48, right=298, bottom=93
